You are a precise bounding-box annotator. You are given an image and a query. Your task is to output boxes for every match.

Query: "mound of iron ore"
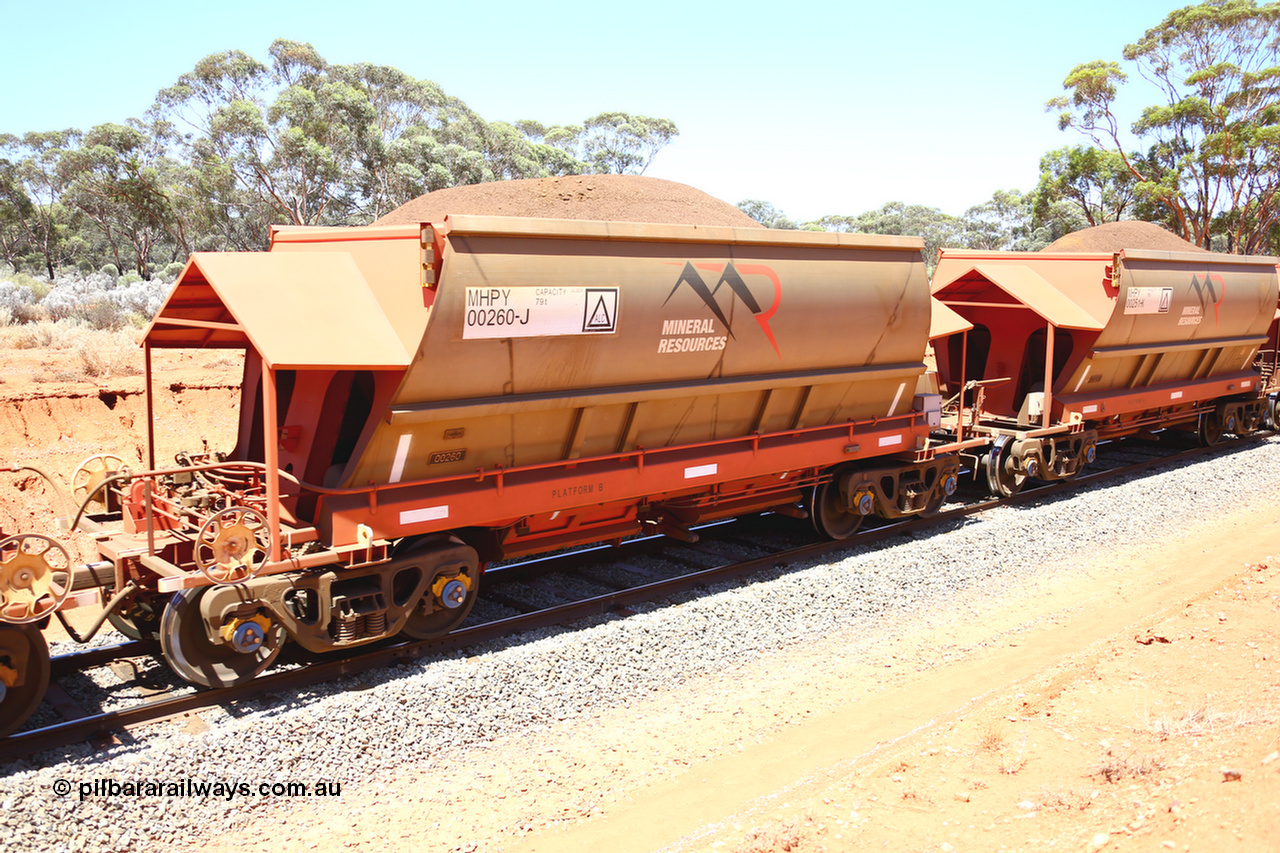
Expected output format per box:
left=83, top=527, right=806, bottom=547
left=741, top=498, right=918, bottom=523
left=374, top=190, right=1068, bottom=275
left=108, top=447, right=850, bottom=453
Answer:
left=1043, top=220, right=1207, bottom=253
left=375, top=174, right=763, bottom=228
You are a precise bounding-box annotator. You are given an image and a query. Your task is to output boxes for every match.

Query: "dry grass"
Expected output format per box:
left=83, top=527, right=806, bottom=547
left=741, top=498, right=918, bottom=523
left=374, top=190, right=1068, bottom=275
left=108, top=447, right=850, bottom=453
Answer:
left=977, top=718, right=1006, bottom=752
left=1038, top=786, right=1094, bottom=812
left=0, top=320, right=143, bottom=380
left=732, top=817, right=813, bottom=853
left=1092, top=751, right=1165, bottom=783
left=1148, top=700, right=1280, bottom=741
left=972, top=718, right=1028, bottom=775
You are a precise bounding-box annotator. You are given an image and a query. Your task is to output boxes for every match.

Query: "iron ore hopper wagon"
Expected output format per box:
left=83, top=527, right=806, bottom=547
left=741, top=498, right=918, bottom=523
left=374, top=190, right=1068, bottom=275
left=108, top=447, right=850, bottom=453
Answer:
left=0, top=215, right=960, bottom=735
left=929, top=248, right=1280, bottom=496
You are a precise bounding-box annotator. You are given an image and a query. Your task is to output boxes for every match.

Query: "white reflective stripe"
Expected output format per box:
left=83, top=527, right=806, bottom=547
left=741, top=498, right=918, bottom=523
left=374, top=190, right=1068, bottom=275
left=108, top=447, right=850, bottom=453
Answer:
left=401, top=505, right=449, bottom=525
left=1242, top=380, right=1253, bottom=389
left=888, top=382, right=905, bottom=417
left=1082, top=404, right=1098, bottom=414
left=878, top=434, right=902, bottom=447
left=1073, top=365, right=1091, bottom=393
left=1171, top=391, right=1184, bottom=400
left=389, top=434, right=412, bottom=483
left=684, top=463, right=717, bottom=479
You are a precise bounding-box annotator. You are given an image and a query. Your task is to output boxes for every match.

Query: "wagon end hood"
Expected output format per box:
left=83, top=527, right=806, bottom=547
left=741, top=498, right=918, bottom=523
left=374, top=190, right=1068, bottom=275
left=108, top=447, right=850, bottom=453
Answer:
left=145, top=252, right=412, bottom=370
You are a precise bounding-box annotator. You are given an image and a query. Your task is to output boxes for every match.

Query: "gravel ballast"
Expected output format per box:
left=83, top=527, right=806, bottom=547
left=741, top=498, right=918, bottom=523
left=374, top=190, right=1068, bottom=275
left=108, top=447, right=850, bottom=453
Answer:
left=1, top=437, right=1278, bottom=851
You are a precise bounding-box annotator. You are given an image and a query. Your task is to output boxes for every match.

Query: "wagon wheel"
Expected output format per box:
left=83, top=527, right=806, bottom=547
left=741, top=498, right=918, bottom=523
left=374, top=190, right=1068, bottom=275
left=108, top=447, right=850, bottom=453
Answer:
left=71, top=453, right=124, bottom=512
left=0, top=535, right=70, bottom=624
left=809, top=478, right=865, bottom=540
left=0, top=624, right=50, bottom=737
left=399, top=539, right=481, bottom=640
left=921, top=468, right=962, bottom=514
left=160, top=588, right=284, bottom=688
left=1196, top=410, right=1224, bottom=447
left=193, top=507, right=272, bottom=585
left=983, top=436, right=1026, bottom=498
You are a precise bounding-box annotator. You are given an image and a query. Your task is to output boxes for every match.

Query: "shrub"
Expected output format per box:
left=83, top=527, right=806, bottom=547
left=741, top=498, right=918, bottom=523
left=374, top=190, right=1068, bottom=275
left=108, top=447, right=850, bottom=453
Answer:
left=2, top=319, right=73, bottom=349
left=99, top=263, right=120, bottom=281
left=76, top=329, right=143, bottom=378
left=0, top=281, right=36, bottom=312
left=75, top=299, right=130, bottom=331
left=11, top=272, right=47, bottom=295
left=119, top=272, right=142, bottom=286
left=162, top=262, right=186, bottom=280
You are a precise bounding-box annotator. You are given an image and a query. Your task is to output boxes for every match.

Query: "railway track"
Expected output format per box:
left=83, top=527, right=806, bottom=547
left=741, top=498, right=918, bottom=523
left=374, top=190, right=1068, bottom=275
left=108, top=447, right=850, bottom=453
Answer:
left=0, top=431, right=1266, bottom=764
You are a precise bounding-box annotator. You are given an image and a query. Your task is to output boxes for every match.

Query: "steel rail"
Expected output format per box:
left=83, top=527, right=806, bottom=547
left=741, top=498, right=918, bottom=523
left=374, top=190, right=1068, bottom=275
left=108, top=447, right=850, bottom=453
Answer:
left=48, top=641, right=160, bottom=679
left=0, top=433, right=1267, bottom=764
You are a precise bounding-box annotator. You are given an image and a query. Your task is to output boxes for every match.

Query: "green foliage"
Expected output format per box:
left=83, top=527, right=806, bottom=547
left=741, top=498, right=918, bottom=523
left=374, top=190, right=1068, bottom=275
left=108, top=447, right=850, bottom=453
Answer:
left=0, top=38, right=680, bottom=280
left=1049, top=0, right=1280, bottom=253
left=3, top=270, right=51, bottom=300
left=75, top=299, right=131, bottom=330
left=1033, top=146, right=1138, bottom=226
left=0, top=130, right=84, bottom=278
left=739, top=193, right=1074, bottom=270
left=520, top=113, right=678, bottom=176
left=811, top=202, right=967, bottom=269
left=737, top=200, right=798, bottom=230
left=148, top=40, right=679, bottom=230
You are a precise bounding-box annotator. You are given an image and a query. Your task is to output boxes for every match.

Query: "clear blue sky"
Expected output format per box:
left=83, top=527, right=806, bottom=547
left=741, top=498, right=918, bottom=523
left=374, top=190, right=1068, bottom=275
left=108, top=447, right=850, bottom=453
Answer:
left=0, top=0, right=1182, bottom=220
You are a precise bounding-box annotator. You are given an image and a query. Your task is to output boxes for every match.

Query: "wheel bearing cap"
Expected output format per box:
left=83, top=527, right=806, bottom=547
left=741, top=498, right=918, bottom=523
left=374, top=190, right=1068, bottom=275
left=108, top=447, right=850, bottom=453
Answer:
left=230, top=620, right=266, bottom=654
left=438, top=579, right=468, bottom=610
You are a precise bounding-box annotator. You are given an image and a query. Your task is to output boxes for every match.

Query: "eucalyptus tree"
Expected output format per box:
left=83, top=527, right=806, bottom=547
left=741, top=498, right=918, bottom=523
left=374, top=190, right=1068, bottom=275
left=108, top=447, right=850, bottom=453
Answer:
left=0, top=130, right=84, bottom=278
left=1032, top=145, right=1140, bottom=227
left=151, top=40, right=627, bottom=230
left=1049, top=0, right=1280, bottom=252
left=737, top=199, right=798, bottom=229
left=812, top=203, right=966, bottom=270
left=153, top=41, right=381, bottom=230
left=522, top=113, right=679, bottom=175
left=961, top=190, right=1035, bottom=251
left=59, top=122, right=180, bottom=278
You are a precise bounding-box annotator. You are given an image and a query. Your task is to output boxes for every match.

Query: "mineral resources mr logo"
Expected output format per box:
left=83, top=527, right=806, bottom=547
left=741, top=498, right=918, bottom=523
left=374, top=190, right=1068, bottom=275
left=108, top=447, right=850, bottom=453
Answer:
left=660, top=261, right=783, bottom=356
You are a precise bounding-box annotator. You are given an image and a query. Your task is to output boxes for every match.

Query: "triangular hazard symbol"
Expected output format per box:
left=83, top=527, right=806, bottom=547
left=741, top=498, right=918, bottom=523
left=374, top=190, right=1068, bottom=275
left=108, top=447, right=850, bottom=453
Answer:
left=588, top=295, right=612, bottom=328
